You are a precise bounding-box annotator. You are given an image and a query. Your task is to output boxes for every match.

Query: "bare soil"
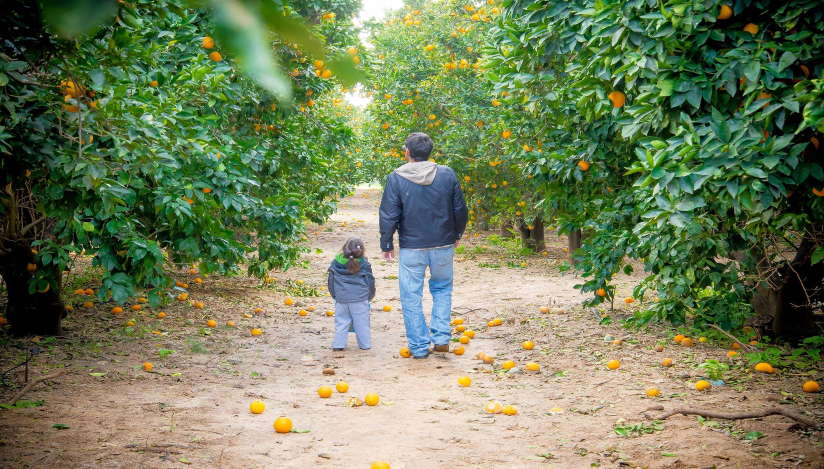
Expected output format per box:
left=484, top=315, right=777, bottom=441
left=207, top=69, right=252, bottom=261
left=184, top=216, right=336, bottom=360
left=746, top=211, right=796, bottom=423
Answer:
left=1, top=188, right=822, bottom=469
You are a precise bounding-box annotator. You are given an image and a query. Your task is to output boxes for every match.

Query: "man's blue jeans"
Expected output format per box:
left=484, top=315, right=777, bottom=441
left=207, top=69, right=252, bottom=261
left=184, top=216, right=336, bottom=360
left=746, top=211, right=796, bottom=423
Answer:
left=398, top=246, right=454, bottom=357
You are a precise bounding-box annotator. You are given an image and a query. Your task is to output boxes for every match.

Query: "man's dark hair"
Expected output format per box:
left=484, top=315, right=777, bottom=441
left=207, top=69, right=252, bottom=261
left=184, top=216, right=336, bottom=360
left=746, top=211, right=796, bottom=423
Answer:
left=405, top=132, right=434, bottom=162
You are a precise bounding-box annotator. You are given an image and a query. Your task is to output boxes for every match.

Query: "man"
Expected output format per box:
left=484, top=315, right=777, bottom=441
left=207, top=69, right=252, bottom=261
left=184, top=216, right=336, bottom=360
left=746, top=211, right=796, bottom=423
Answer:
left=379, top=132, right=469, bottom=359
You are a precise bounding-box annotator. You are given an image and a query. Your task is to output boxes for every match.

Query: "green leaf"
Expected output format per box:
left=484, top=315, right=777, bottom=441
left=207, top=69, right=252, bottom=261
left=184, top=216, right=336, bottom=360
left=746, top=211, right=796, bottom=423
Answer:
left=777, top=51, right=796, bottom=72
left=38, top=0, right=117, bottom=37
left=53, top=423, right=70, bottom=429
left=213, top=0, right=292, bottom=100
left=811, top=246, right=824, bottom=265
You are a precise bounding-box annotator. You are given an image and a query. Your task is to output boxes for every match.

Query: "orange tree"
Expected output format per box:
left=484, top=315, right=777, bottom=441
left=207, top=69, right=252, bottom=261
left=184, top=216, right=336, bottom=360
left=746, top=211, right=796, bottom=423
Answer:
left=0, top=0, right=364, bottom=336
left=487, top=0, right=824, bottom=337
left=360, top=0, right=550, bottom=250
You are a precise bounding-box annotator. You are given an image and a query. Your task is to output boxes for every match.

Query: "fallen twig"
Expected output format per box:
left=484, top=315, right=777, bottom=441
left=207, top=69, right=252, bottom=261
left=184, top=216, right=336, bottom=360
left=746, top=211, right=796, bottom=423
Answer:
left=7, top=369, right=66, bottom=406
left=643, top=406, right=820, bottom=429
left=707, top=324, right=759, bottom=354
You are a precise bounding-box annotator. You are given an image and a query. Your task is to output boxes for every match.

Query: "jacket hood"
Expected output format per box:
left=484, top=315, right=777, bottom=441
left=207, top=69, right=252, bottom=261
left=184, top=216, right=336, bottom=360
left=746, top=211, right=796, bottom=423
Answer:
left=331, top=254, right=365, bottom=274
left=394, top=161, right=438, bottom=186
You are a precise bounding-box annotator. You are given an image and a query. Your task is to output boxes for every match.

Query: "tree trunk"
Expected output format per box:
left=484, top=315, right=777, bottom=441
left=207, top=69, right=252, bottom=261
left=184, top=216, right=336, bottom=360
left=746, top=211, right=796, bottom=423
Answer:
left=516, top=217, right=545, bottom=253
left=477, top=214, right=489, bottom=232
left=0, top=240, right=66, bottom=336
left=750, top=232, right=822, bottom=339
left=500, top=222, right=514, bottom=238
left=568, top=229, right=582, bottom=265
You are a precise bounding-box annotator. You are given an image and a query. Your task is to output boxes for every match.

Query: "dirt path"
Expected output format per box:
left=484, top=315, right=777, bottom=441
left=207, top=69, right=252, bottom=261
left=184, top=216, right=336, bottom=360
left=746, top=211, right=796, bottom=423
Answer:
left=1, top=188, right=822, bottom=468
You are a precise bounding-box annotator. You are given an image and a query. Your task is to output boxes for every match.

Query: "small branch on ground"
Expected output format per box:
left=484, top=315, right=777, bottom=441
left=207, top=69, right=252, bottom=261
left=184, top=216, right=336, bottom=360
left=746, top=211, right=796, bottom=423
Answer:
left=642, top=406, right=820, bottom=429
left=7, top=369, right=67, bottom=406
left=707, top=324, right=759, bottom=354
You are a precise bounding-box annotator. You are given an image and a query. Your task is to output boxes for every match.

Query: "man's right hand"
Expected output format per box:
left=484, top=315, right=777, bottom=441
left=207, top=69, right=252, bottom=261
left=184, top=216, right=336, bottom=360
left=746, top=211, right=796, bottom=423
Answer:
left=382, top=250, right=396, bottom=262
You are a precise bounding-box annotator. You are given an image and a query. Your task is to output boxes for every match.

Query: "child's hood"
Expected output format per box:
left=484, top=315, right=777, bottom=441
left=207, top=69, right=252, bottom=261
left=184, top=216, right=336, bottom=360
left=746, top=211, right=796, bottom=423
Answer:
left=330, top=254, right=368, bottom=274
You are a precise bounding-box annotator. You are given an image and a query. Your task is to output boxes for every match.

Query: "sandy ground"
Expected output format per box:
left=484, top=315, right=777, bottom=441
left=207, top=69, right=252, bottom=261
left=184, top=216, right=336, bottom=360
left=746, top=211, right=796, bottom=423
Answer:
left=1, top=188, right=822, bottom=469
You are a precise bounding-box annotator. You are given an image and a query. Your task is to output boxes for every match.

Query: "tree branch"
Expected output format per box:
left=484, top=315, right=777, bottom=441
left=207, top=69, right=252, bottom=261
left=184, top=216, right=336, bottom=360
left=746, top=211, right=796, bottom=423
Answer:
left=7, top=369, right=67, bottom=406
left=20, top=217, right=47, bottom=237
left=707, top=324, right=759, bottom=354
left=643, top=405, right=820, bottom=429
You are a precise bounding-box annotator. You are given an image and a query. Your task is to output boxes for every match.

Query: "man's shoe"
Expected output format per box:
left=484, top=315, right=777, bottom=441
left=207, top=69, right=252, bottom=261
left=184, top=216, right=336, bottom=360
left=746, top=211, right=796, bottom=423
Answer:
left=433, top=344, right=450, bottom=353
left=333, top=348, right=344, bottom=351
left=413, top=353, right=429, bottom=359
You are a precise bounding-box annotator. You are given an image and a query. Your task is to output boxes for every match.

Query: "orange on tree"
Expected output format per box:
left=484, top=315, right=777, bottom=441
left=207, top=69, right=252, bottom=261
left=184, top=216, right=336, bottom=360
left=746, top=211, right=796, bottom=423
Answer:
left=717, top=5, right=732, bottom=19
left=607, top=91, right=625, bottom=107
left=202, top=36, right=215, bottom=49
left=209, top=51, right=222, bottom=62
left=578, top=161, right=590, bottom=171
left=743, top=23, right=759, bottom=35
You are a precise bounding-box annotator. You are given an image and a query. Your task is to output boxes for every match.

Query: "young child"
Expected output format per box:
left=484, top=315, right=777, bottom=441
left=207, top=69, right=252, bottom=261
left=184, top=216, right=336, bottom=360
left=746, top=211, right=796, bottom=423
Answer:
left=327, top=237, right=376, bottom=350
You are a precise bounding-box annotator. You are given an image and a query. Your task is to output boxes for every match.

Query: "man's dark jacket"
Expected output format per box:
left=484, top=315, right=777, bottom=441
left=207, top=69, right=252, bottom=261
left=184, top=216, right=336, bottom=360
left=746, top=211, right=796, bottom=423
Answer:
left=379, top=162, right=469, bottom=252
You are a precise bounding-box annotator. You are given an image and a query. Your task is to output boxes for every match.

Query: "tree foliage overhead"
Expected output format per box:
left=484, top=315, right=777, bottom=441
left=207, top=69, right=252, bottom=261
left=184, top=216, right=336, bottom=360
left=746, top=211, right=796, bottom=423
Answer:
left=0, top=0, right=365, bottom=335
left=486, top=0, right=824, bottom=335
